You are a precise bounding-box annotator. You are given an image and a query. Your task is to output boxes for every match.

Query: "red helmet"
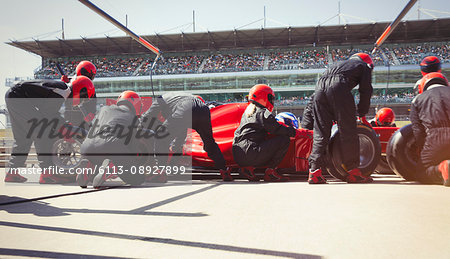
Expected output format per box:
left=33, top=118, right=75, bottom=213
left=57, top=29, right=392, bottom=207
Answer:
left=76, top=61, right=97, bottom=80
left=71, top=75, right=95, bottom=106
left=418, top=72, right=449, bottom=94
left=117, top=90, right=142, bottom=114
left=375, top=108, right=395, bottom=126
left=351, top=53, right=374, bottom=69
left=195, top=95, right=205, bottom=103
left=248, top=84, right=275, bottom=112
left=420, top=56, right=441, bottom=76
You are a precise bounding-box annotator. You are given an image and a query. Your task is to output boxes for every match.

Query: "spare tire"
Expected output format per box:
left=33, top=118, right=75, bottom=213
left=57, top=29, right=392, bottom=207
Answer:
left=325, top=123, right=381, bottom=181
left=386, top=124, right=420, bottom=181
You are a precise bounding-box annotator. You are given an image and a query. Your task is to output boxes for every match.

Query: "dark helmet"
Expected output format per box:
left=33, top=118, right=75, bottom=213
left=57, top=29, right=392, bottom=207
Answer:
left=351, top=53, right=374, bottom=69
left=420, top=56, right=441, bottom=76
left=70, top=76, right=95, bottom=106
left=117, top=90, right=142, bottom=114
left=418, top=72, right=449, bottom=94
left=375, top=108, right=395, bottom=126
left=248, top=84, right=275, bottom=112
left=76, top=61, right=97, bottom=80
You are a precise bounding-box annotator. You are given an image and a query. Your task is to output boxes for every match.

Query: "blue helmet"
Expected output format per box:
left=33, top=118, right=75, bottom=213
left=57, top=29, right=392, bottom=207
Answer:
left=275, top=112, right=299, bottom=129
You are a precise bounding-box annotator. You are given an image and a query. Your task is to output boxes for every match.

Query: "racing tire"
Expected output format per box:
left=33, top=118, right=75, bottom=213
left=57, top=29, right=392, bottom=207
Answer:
left=386, top=124, right=420, bottom=181
left=325, top=124, right=381, bottom=181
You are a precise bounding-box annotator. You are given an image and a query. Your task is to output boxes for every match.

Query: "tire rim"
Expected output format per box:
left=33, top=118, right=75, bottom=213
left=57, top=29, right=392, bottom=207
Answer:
left=329, top=132, right=376, bottom=178
left=359, top=133, right=375, bottom=168
left=52, top=139, right=83, bottom=169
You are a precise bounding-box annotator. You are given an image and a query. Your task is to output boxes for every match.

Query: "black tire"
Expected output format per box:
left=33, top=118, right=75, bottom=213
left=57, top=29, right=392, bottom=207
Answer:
left=325, top=124, right=381, bottom=181
left=386, top=124, right=420, bottom=181
left=375, top=156, right=394, bottom=174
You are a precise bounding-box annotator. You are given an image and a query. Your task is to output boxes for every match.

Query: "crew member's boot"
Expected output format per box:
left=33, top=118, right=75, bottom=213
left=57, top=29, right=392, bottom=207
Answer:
left=239, top=167, right=259, bottom=181
left=4, top=169, right=27, bottom=183
left=346, top=168, right=373, bottom=183
left=76, top=159, right=95, bottom=188
left=264, top=168, right=289, bottom=182
left=308, top=168, right=327, bottom=184
left=39, top=169, right=74, bottom=184
left=220, top=167, right=233, bottom=181
left=145, top=169, right=168, bottom=183
left=438, top=160, right=450, bottom=187
left=93, top=159, right=117, bottom=188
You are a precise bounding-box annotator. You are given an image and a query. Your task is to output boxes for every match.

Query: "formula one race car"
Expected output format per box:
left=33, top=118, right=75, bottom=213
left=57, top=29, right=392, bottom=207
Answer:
left=185, top=102, right=400, bottom=180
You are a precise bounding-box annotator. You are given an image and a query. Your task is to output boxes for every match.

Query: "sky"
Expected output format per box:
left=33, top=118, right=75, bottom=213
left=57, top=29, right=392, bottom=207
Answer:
left=0, top=0, right=449, bottom=104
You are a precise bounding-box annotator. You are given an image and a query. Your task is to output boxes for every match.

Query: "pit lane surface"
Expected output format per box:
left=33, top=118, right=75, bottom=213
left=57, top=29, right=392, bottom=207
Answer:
left=0, top=169, right=449, bottom=259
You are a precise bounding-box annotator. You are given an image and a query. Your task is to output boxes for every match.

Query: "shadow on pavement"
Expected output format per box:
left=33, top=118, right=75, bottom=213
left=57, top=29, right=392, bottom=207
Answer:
left=0, top=196, right=68, bottom=217
left=0, top=221, right=322, bottom=259
left=0, top=183, right=221, bottom=217
left=0, top=248, right=127, bottom=259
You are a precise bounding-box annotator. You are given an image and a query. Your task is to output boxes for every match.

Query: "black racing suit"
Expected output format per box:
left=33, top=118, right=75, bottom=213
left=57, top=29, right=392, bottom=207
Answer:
left=232, top=103, right=296, bottom=168
left=5, top=80, right=68, bottom=170
left=140, top=92, right=226, bottom=170
left=410, top=84, right=450, bottom=183
left=301, top=94, right=315, bottom=130
left=309, top=58, right=373, bottom=171
left=80, top=101, right=146, bottom=185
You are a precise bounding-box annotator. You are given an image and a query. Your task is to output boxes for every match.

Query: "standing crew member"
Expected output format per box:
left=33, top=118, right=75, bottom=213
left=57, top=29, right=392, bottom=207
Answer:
left=4, top=76, right=95, bottom=183
left=140, top=92, right=232, bottom=181
left=410, top=72, right=450, bottom=186
left=308, top=53, right=374, bottom=184
left=232, top=84, right=298, bottom=182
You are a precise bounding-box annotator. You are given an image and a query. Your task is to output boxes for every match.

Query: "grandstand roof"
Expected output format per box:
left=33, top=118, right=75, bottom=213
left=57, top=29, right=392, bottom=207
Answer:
left=7, top=18, right=450, bottom=59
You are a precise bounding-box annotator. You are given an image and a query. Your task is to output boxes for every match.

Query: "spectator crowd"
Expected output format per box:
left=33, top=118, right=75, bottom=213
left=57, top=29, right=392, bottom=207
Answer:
left=35, top=42, right=448, bottom=79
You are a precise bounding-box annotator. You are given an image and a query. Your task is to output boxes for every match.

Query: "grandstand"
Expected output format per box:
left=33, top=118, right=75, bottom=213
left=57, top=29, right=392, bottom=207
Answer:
left=6, top=18, right=450, bottom=109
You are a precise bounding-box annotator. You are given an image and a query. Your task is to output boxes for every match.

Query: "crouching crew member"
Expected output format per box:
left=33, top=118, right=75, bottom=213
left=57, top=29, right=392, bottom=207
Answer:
left=140, top=92, right=232, bottom=181
left=79, top=91, right=147, bottom=188
left=4, top=76, right=95, bottom=183
left=369, top=107, right=396, bottom=127
left=410, top=72, right=450, bottom=187
left=308, top=53, right=374, bottom=184
left=232, top=84, right=298, bottom=182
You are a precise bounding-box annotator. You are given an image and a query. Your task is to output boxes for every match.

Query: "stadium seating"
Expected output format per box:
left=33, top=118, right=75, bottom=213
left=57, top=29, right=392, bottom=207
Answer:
left=34, top=42, right=448, bottom=79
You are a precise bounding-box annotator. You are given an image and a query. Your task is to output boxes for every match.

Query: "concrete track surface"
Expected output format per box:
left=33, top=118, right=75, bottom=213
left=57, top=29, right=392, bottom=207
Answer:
left=0, top=169, right=449, bottom=259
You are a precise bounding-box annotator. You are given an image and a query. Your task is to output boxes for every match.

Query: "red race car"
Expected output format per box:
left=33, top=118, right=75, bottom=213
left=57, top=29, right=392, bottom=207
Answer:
left=185, top=102, right=400, bottom=180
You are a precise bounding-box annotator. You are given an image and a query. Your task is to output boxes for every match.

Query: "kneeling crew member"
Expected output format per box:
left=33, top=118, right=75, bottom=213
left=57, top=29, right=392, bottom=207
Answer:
left=232, top=84, right=298, bottom=182
left=410, top=72, right=450, bottom=187
left=79, top=91, right=146, bottom=188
